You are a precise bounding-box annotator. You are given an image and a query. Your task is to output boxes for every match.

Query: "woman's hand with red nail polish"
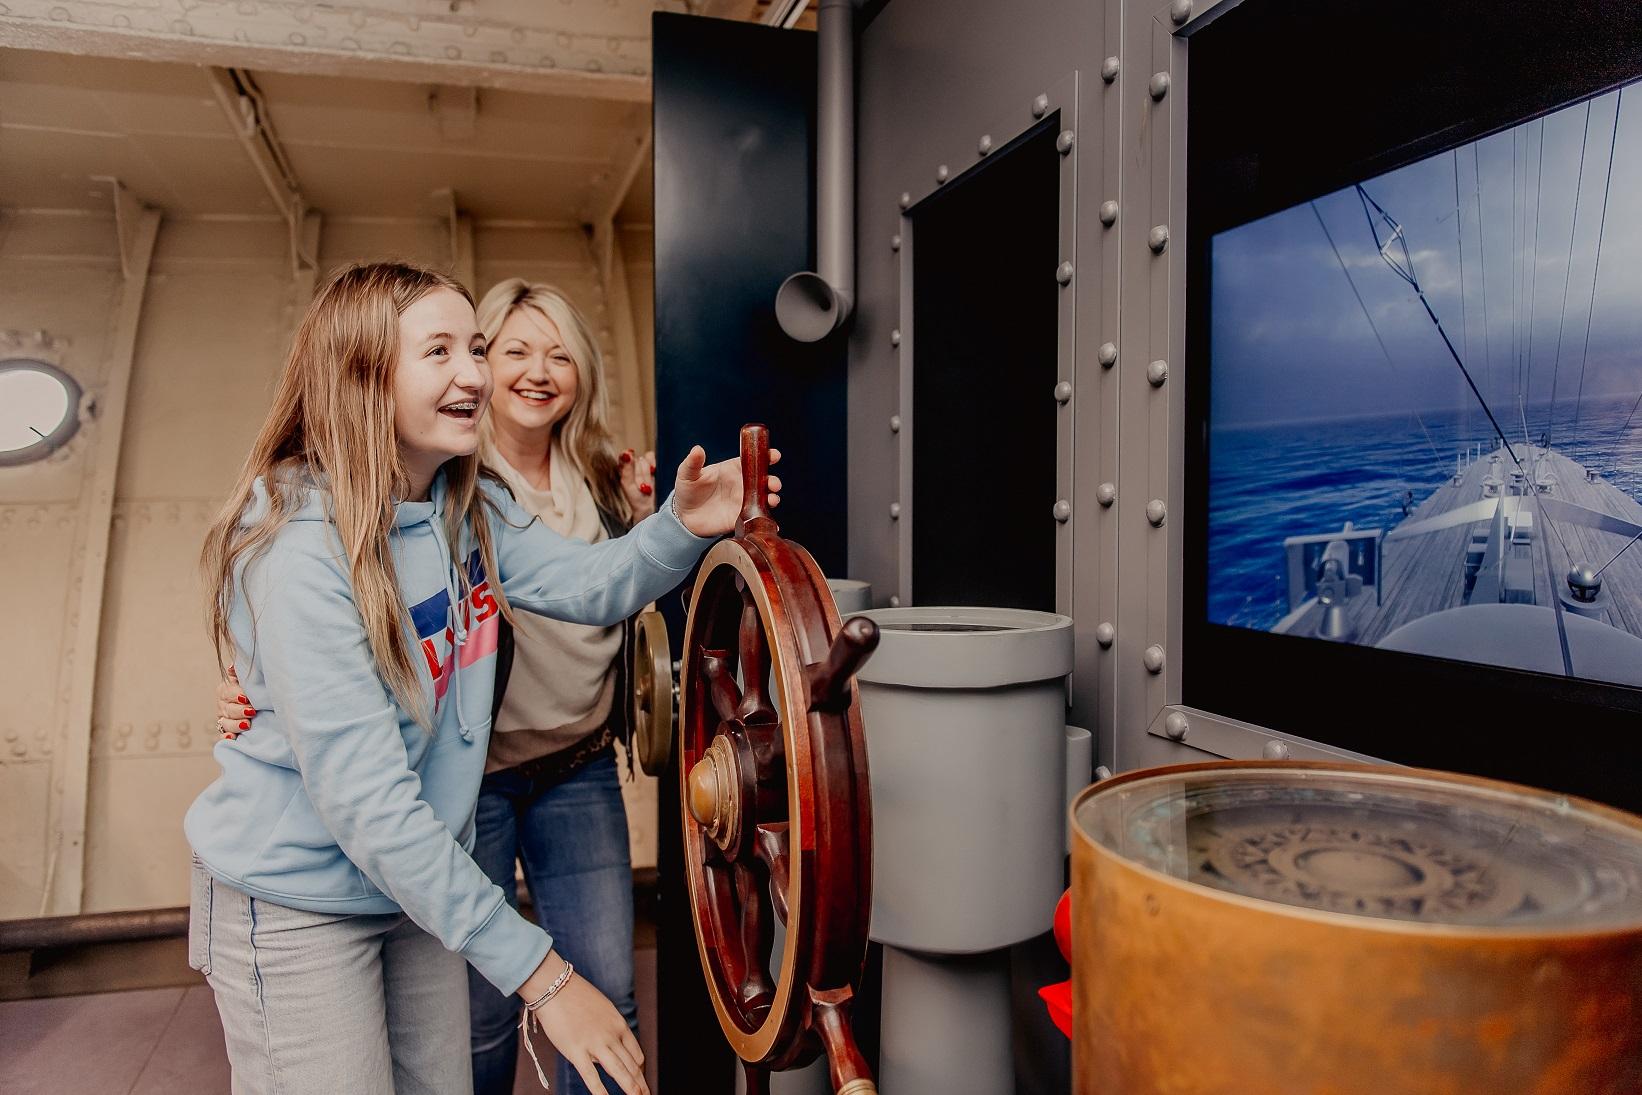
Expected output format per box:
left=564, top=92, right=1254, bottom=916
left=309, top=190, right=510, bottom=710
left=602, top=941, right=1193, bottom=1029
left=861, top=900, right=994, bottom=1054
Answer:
left=217, top=668, right=256, bottom=739
left=620, top=447, right=658, bottom=521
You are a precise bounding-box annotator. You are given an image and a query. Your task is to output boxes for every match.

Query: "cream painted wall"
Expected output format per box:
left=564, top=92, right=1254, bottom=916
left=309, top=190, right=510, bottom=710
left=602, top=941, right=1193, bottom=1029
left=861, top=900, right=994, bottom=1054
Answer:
left=0, top=210, right=126, bottom=919
left=621, top=224, right=657, bottom=440
left=1, top=208, right=658, bottom=917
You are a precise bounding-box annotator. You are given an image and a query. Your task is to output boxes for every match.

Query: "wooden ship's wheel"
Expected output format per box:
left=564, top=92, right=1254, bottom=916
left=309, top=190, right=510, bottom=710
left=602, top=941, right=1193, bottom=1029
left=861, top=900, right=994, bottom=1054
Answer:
left=678, top=424, right=880, bottom=1095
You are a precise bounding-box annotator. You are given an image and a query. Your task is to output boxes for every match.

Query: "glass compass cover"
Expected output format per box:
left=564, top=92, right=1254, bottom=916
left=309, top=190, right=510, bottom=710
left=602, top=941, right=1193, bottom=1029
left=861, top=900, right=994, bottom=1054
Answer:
left=1076, top=766, right=1642, bottom=929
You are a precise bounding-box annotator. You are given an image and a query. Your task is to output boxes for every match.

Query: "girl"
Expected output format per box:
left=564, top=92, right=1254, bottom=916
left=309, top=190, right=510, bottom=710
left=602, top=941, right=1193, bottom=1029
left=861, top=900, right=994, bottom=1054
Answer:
left=187, top=262, right=777, bottom=1095
left=225, top=278, right=661, bottom=1093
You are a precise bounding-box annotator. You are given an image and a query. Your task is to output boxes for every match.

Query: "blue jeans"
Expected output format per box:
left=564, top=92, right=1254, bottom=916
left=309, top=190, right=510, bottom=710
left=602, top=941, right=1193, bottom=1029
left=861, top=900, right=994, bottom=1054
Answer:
left=467, top=753, right=638, bottom=1095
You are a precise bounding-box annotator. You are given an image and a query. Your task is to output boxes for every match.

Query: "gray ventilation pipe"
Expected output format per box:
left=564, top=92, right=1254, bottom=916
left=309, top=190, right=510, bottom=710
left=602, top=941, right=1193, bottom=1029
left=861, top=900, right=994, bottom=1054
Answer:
left=775, top=0, right=854, bottom=342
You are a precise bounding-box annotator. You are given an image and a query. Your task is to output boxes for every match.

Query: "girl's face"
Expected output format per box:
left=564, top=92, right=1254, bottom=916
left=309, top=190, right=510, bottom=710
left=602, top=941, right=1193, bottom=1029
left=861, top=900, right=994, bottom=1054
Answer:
left=393, top=287, right=491, bottom=496
left=486, top=306, right=580, bottom=437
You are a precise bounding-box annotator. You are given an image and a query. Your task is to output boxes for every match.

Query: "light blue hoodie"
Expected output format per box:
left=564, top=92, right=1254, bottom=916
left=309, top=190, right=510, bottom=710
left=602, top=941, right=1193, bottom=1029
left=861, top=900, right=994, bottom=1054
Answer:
left=184, top=470, right=712, bottom=995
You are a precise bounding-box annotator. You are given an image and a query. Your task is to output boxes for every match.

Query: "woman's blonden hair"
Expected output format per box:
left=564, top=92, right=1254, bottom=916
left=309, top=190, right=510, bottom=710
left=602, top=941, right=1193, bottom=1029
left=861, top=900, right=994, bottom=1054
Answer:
left=475, top=278, right=631, bottom=522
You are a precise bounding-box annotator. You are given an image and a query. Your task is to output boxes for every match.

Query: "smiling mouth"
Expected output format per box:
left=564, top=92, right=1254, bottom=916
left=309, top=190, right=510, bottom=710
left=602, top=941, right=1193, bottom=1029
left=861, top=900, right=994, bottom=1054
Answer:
left=439, top=401, right=478, bottom=421
left=514, top=389, right=556, bottom=404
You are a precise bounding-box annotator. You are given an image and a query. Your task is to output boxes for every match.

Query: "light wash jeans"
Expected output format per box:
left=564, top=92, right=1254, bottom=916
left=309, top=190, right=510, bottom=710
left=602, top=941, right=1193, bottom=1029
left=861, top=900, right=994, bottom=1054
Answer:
left=189, top=857, right=473, bottom=1095
left=467, top=753, right=637, bottom=1095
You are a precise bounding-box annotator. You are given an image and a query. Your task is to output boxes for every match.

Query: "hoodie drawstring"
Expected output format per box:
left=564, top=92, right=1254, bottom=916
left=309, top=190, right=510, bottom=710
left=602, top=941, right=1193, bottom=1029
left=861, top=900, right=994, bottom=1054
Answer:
left=428, top=487, right=475, bottom=743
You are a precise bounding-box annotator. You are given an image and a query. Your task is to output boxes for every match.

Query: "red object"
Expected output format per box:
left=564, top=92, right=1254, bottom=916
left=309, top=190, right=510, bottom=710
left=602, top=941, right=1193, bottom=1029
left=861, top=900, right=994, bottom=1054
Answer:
left=639, top=483, right=653, bottom=495
left=1053, top=888, right=1072, bottom=961
left=238, top=721, right=249, bottom=730
left=1038, top=981, right=1073, bottom=1038
left=1039, top=888, right=1074, bottom=1039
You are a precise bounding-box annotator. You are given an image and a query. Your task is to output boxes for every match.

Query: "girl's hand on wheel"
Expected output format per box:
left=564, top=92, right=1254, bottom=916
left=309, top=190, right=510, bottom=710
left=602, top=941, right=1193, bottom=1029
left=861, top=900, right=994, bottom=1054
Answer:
left=524, top=957, right=648, bottom=1095
left=215, top=666, right=255, bottom=740
left=671, top=444, right=782, bottom=538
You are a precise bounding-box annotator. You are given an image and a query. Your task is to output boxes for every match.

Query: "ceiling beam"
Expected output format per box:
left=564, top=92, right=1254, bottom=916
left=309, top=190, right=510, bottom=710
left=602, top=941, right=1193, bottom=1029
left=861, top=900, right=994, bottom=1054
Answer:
left=206, top=68, right=319, bottom=280
left=1, top=6, right=651, bottom=103
left=697, top=0, right=761, bottom=18
left=762, top=0, right=813, bottom=28
left=581, top=123, right=653, bottom=231
left=433, top=188, right=477, bottom=293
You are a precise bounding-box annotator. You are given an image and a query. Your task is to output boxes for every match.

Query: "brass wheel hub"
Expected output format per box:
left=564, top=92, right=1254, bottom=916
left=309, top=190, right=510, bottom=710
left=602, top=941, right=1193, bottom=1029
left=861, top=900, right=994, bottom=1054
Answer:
left=688, top=734, right=745, bottom=852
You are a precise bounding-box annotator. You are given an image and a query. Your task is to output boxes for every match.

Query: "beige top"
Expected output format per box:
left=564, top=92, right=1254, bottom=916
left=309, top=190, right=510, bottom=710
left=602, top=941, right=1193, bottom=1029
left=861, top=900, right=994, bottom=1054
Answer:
left=482, top=438, right=623, bottom=773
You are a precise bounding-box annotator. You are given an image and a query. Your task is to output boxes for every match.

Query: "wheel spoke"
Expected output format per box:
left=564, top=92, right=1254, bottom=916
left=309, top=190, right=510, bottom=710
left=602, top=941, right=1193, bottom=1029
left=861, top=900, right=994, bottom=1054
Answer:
left=732, top=859, right=775, bottom=1014
left=703, top=853, right=748, bottom=990
left=700, top=828, right=728, bottom=867
left=737, top=592, right=778, bottom=725
left=702, top=649, right=742, bottom=724
left=755, top=823, right=792, bottom=926
left=747, top=722, right=787, bottom=794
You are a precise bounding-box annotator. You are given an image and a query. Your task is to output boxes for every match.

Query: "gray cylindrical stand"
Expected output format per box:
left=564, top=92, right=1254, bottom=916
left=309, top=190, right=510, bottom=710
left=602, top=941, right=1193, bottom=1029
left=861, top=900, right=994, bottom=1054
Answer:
left=827, top=578, right=873, bottom=615
left=879, top=946, right=1013, bottom=1095
left=856, top=607, right=1074, bottom=1095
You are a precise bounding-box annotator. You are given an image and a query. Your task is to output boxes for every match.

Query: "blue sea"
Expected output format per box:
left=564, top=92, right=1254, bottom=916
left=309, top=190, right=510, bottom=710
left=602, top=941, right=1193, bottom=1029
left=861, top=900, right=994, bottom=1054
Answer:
left=1208, top=393, right=1642, bottom=630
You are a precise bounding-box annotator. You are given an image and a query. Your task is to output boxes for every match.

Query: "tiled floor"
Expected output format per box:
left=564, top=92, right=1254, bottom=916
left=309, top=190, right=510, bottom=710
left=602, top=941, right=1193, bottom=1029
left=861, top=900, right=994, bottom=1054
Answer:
left=0, top=947, right=659, bottom=1095
left=0, top=985, right=228, bottom=1095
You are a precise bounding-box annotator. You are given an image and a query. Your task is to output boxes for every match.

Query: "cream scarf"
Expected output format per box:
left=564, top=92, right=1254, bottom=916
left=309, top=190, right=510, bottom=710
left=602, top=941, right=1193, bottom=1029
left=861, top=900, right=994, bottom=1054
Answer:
left=482, top=438, right=623, bottom=767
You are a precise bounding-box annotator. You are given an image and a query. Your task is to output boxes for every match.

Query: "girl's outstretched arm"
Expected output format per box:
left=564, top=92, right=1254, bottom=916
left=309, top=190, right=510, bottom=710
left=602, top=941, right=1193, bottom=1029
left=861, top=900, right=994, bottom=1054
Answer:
left=487, top=445, right=780, bottom=624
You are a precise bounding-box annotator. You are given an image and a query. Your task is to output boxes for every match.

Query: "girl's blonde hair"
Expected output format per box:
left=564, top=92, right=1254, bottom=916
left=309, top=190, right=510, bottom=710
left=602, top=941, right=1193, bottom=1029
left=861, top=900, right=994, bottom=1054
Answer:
left=474, top=278, right=630, bottom=522
left=201, top=261, right=514, bottom=727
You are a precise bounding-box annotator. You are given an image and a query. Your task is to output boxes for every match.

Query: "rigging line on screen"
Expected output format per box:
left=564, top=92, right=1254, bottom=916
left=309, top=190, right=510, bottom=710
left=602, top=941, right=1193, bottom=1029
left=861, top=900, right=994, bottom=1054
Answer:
left=1453, top=149, right=1473, bottom=439
left=1594, top=527, right=1642, bottom=582
left=1453, top=151, right=1469, bottom=363
left=1357, top=186, right=1539, bottom=496
left=1524, top=117, right=1548, bottom=408
left=1474, top=142, right=1495, bottom=406
left=1577, top=90, right=1626, bottom=452
left=1512, top=127, right=1523, bottom=398
left=1546, top=100, right=1595, bottom=441
left=1309, top=200, right=1444, bottom=468
left=1356, top=182, right=1579, bottom=678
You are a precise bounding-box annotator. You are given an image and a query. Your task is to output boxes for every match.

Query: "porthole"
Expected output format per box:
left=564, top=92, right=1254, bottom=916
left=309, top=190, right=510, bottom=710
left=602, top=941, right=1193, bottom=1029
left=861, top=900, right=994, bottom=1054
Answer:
left=0, top=359, right=83, bottom=467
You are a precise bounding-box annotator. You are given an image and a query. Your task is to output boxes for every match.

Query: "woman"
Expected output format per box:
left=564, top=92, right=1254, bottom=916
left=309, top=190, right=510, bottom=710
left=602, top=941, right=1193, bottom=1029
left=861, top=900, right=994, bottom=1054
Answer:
left=221, top=279, right=661, bottom=1095
left=465, top=279, right=655, bottom=1095
left=188, top=262, right=777, bottom=1095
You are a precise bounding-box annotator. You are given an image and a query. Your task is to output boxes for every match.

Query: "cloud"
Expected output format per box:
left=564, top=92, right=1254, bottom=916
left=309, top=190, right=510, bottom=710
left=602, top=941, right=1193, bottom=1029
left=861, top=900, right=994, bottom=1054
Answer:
left=1212, top=82, right=1642, bottom=430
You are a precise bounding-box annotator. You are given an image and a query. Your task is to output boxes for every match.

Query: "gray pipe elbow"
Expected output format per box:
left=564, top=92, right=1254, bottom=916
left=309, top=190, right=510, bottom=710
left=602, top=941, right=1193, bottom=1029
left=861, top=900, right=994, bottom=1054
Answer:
left=776, top=271, right=853, bottom=342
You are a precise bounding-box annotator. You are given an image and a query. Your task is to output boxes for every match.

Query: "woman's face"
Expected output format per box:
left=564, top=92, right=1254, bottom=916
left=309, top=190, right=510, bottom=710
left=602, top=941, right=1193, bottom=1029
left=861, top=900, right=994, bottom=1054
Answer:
left=486, top=306, right=581, bottom=437
left=393, top=287, right=491, bottom=495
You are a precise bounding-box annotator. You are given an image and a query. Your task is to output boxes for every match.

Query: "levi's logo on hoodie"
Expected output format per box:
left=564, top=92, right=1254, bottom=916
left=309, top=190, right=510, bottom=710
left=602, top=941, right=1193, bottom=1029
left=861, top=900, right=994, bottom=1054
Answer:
left=408, top=551, right=500, bottom=701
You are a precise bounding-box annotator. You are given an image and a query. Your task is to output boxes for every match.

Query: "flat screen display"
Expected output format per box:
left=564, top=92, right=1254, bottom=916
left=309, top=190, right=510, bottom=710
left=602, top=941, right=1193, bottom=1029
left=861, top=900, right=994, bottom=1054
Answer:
left=1208, top=78, right=1642, bottom=688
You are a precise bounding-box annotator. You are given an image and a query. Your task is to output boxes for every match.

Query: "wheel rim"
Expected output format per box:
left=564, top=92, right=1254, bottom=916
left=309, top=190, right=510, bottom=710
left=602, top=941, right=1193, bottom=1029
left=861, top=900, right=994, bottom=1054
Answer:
left=680, top=534, right=872, bottom=1067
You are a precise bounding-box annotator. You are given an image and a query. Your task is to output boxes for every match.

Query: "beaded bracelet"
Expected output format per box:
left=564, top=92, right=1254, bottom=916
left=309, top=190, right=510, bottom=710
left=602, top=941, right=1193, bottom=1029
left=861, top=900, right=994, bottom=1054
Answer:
left=524, top=959, right=575, bottom=1011
left=520, top=960, right=575, bottom=1090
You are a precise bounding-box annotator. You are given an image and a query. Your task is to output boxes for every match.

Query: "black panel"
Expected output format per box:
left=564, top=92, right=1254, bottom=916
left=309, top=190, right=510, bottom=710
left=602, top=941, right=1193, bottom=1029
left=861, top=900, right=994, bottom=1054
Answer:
left=652, top=13, right=846, bottom=584
left=910, top=120, right=1061, bottom=610
left=1183, top=0, right=1642, bottom=812
left=652, top=12, right=845, bottom=1092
